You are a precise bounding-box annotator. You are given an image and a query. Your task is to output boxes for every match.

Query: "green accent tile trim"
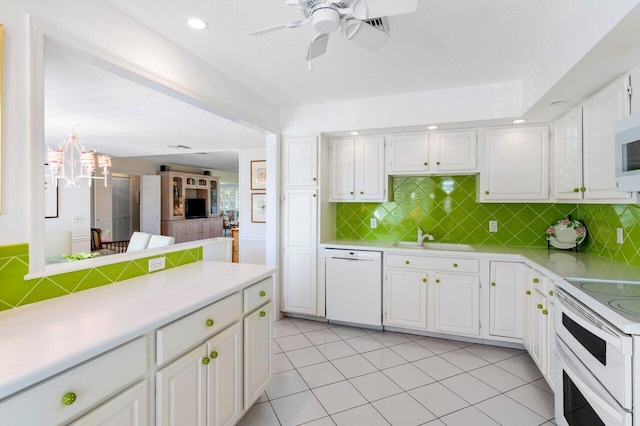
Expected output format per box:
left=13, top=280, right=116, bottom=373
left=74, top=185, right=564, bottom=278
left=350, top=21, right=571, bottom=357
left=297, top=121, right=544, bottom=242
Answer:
left=0, top=244, right=210, bottom=313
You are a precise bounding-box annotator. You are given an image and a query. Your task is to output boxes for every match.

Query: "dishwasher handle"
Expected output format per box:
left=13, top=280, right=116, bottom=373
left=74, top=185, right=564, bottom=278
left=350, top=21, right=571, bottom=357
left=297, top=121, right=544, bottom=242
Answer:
left=330, top=257, right=375, bottom=261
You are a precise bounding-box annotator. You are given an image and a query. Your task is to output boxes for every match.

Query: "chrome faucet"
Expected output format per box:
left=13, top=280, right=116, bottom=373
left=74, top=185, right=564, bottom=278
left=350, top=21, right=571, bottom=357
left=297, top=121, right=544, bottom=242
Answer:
left=417, top=227, right=435, bottom=245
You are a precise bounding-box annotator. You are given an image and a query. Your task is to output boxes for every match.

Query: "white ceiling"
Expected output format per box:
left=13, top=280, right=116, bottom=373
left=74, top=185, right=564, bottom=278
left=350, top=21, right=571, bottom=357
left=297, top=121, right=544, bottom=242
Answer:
left=44, top=46, right=266, bottom=173
left=105, top=0, right=580, bottom=107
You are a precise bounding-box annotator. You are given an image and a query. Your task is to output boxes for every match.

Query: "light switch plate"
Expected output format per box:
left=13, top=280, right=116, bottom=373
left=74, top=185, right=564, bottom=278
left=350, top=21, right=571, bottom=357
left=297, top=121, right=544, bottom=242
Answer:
left=370, top=218, right=377, bottom=229
left=489, top=221, right=498, bottom=233
left=617, top=228, right=624, bottom=244
left=149, top=256, right=166, bottom=272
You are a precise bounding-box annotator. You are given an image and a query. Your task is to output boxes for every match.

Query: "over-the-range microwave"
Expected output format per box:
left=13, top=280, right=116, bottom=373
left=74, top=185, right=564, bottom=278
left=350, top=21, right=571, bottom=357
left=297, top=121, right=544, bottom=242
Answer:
left=615, top=112, right=640, bottom=192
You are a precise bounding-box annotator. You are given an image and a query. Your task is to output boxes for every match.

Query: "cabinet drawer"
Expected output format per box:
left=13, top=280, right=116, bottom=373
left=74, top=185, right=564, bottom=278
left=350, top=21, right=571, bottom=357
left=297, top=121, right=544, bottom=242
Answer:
left=244, top=277, right=274, bottom=314
left=156, top=292, right=241, bottom=366
left=386, top=254, right=479, bottom=273
left=531, top=269, right=546, bottom=293
left=0, top=337, right=147, bottom=426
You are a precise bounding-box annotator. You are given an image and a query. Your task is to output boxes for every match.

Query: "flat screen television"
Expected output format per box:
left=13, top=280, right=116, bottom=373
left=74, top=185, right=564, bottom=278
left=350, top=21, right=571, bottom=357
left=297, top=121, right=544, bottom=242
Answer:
left=185, top=198, right=207, bottom=219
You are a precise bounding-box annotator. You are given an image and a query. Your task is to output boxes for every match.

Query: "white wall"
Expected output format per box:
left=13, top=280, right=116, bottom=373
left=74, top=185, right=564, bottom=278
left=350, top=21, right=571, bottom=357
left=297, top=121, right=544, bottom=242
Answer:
left=44, top=184, right=91, bottom=253
left=0, top=0, right=279, bottom=247
left=238, top=148, right=267, bottom=264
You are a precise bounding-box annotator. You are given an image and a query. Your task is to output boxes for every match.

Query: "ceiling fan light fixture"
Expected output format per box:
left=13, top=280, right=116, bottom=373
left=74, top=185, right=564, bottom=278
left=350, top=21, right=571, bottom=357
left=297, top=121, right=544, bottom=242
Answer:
left=350, top=131, right=360, bottom=135
left=311, top=7, right=340, bottom=34
left=187, top=18, right=208, bottom=30
left=428, top=125, right=438, bottom=130
left=512, top=119, right=527, bottom=124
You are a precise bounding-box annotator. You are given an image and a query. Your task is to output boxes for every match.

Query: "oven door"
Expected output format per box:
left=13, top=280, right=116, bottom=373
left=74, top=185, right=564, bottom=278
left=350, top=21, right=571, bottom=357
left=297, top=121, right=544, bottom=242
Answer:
left=555, top=337, right=632, bottom=426
left=555, top=289, right=633, bottom=409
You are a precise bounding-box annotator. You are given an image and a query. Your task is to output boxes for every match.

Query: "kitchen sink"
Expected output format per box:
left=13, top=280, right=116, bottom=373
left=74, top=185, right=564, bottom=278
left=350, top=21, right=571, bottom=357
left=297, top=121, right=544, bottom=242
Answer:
left=393, top=241, right=474, bottom=251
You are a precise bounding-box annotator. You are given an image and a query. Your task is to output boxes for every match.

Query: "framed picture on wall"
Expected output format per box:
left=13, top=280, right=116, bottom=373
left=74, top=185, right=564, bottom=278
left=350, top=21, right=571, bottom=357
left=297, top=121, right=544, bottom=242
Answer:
left=44, top=170, right=58, bottom=218
left=251, top=160, right=267, bottom=190
left=251, top=193, right=266, bottom=223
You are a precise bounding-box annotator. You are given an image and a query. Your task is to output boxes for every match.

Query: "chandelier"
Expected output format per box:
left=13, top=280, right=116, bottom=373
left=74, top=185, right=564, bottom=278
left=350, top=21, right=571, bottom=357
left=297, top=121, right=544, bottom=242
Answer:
left=46, top=130, right=111, bottom=188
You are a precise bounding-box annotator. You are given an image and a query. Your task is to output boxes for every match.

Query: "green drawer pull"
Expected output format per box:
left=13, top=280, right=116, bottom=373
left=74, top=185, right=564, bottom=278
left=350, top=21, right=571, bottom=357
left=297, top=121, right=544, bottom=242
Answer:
left=422, top=278, right=427, bottom=283
left=360, top=191, right=364, bottom=195
left=313, top=194, right=317, bottom=197
left=453, top=263, right=458, bottom=268
left=435, top=279, right=440, bottom=283
left=491, top=282, right=496, bottom=287
left=542, top=310, right=549, bottom=315
left=260, top=291, right=266, bottom=297
left=350, top=191, right=354, bottom=195
left=533, top=278, right=539, bottom=283
left=202, top=357, right=210, bottom=365
left=206, top=319, right=214, bottom=327
left=549, top=290, right=554, bottom=297
left=526, top=290, right=531, bottom=295
left=260, top=311, right=266, bottom=317
left=210, top=351, right=218, bottom=359
left=61, top=392, right=77, bottom=406
left=580, top=187, right=586, bottom=192
left=424, top=162, right=428, bottom=166
left=436, top=161, right=441, bottom=165
left=313, top=177, right=317, bottom=181
left=405, top=260, right=410, bottom=265
left=573, top=188, right=579, bottom=193
left=537, top=304, right=543, bottom=309
left=485, top=190, right=490, bottom=195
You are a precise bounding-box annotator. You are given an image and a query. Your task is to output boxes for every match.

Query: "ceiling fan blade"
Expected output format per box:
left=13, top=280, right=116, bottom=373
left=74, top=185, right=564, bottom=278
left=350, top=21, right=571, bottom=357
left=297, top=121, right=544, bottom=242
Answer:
left=306, top=33, right=330, bottom=61
left=351, top=0, right=418, bottom=20
left=343, top=20, right=389, bottom=53
left=248, top=18, right=309, bottom=36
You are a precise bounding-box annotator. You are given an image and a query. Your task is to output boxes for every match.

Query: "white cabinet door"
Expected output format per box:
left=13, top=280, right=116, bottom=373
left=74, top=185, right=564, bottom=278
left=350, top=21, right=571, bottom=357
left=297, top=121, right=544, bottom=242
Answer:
left=282, top=190, right=317, bottom=252
left=156, top=343, right=207, bottom=426
left=356, top=137, right=386, bottom=201
left=481, top=127, right=549, bottom=201
left=545, top=298, right=555, bottom=392
left=530, top=290, right=547, bottom=373
left=282, top=252, right=317, bottom=315
left=387, top=134, right=429, bottom=174
left=583, top=76, right=633, bottom=201
left=522, top=266, right=533, bottom=352
left=489, top=262, right=524, bottom=339
left=553, top=107, right=584, bottom=200
left=329, top=138, right=355, bottom=201
left=283, top=136, right=318, bottom=187
left=244, top=301, right=273, bottom=408
left=431, top=131, right=477, bottom=173
left=206, top=322, right=242, bottom=426
left=71, top=381, right=148, bottom=426
left=384, top=268, right=427, bottom=329
left=432, top=273, right=480, bottom=336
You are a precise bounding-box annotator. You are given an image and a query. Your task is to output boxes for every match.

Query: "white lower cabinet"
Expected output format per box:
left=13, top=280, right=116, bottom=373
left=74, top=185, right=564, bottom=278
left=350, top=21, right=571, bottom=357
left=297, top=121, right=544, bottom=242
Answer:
left=244, top=301, right=273, bottom=408
left=489, top=262, right=525, bottom=339
left=207, top=323, right=243, bottom=426
left=432, top=273, right=480, bottom=335
left=71, top=381, right=148, bottom=426
left=282, top=252, right=317, bottom=315
left=530, top=289, right=547, bottom=373
left=384, top=269, right=428, bottom=329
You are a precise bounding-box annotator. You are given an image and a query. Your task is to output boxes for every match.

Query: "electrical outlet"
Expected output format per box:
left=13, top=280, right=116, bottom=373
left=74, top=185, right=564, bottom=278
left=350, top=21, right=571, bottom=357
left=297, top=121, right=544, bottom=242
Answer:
left=617, top=228, right=624, bottom=244
left=370, top=218, right=378, bottom=229
left=489, top=221, right=498, bottom=233
left=149, top=256, right=166, bottom=272
left=72, top=214, right=82, bottom=223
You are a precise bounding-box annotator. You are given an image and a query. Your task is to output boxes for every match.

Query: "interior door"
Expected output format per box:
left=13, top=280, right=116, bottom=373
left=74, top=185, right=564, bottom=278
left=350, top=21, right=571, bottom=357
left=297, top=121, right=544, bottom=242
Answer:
left=112, top=176, right=132, bottom=241
left=141, top=175, right=161, bottom=234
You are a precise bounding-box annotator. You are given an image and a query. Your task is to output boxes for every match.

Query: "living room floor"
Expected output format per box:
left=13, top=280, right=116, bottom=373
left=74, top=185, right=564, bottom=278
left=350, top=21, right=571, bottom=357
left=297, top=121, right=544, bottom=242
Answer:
left=238, top=317, right=556, bottom=426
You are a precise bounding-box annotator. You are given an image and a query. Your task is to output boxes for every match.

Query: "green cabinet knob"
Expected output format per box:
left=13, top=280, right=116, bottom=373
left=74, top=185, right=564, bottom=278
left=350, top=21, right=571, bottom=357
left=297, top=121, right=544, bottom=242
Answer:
left=485, top=190, right=490, bottom=195
left=61, top=392, right=77, bottom=406
left=580, top=187, right=586, bottom=192
left=350, top=191, right=354, bottom=195
left=453, top=263, right=458, bottom=268
left=435, top=279, right=440, bottom=283
left=537, top=304, right=543, bottom=309
left=313, top=194, right=317, bottom=197
left=360, top=191, right=364, bottom=195
left=422, top=278, right=427, bottom=283
left=436, top=161, right=441, bottom=165
left=259, top=291, right=266, bottom=297
left=313, top=177, right=317, bottom=181
left=206, top=319, right=214, bottom=327
left=573, top=188, right=579, bottom=193
left=491, top=282, right=496, bottom=287
left=405, top=260, right=410, bottom=265
left=260, top=311, right=266, bottom=317
left=542, top=309, right=549, bottom=315
left=533, top=278, right=539, bottom=283
left=210, top=351, right=218, bottom=359
left=549, top=290, right=554, bottom=297
left=526, top=290, right=531, bottom=295
left=424, top=162, right=428, bottom=166
left=202, top=357, right=210, bottom=365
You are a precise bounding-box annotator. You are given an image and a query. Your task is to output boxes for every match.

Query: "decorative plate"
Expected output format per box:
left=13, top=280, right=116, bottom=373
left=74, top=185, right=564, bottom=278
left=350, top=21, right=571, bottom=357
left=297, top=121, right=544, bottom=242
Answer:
left=546, top=219, right=587, bottom=249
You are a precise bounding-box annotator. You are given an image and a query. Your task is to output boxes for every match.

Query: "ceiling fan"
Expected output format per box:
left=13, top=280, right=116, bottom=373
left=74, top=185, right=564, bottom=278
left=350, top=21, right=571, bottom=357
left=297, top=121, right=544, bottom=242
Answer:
left=249, top=0, right=418, bottom=66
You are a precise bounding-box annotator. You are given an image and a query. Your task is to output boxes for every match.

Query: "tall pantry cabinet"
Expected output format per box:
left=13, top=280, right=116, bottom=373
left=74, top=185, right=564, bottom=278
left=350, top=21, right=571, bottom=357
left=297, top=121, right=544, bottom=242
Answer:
left=281, top=136, right=333, bottom=317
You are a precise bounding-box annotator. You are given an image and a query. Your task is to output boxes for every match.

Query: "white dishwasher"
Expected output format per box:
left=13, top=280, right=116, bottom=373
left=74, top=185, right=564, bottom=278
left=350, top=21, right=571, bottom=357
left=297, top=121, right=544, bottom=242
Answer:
left=325, top=249, right=382, bottom=327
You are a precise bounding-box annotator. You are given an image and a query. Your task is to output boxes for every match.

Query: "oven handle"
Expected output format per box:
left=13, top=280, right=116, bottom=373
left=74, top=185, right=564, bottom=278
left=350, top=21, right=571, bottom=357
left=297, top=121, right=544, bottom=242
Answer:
left=556, top=336, right=631, bottom=424
left=555, top=289, right=629, bottom=351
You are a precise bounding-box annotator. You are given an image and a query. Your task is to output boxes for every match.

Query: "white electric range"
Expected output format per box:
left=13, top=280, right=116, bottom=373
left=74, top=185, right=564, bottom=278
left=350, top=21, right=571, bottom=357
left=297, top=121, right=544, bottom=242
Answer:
left=555, top=278, right=640, bottom=426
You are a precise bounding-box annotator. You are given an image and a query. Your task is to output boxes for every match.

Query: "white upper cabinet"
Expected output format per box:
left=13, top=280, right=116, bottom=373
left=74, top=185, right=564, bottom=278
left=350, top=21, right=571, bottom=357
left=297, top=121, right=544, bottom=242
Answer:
left=283, top=136, right=318, bottom=187
left=631, top=64, right=640, bottom=114
left=582, top=76, right=634, bottom=201
left=387, top=132, right=477, bottom=175
left=329, top=137, right=386, bottom=202
left=480, top=126, right=550, bottom=201
left=431, top=131, right=478, bottom=173
left=387, top=134, right=430, bottom=174
left=553, top=107, right=584, bottom=201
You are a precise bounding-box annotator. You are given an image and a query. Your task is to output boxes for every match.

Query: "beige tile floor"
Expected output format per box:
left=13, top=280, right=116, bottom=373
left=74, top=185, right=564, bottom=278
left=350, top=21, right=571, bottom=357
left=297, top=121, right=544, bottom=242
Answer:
left=238, top=317, right=556, bottom=426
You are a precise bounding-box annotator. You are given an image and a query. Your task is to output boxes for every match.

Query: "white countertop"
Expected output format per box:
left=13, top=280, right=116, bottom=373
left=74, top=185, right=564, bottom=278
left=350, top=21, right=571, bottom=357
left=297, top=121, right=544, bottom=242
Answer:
left=0, top=261, right=276, bottom=400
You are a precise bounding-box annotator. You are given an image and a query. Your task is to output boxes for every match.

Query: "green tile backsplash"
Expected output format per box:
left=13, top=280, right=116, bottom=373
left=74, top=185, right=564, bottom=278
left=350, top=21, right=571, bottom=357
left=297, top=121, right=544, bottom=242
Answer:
left=0, top=244, right=202, bottom=312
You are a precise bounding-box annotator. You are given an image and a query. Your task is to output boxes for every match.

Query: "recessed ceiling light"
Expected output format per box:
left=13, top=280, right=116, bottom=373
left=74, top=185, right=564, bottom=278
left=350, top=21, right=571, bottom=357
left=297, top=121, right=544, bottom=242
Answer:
left=427, top=125, right=438, bottom=130
left=187, top=18, right=208, bottom=30
left=549, top=99, right=568, bottom=106
left=350, top=131, right=360, bottom=135
left=512, top=119, right=527, bottom=124
left=168, top=145, right=193, bottom=150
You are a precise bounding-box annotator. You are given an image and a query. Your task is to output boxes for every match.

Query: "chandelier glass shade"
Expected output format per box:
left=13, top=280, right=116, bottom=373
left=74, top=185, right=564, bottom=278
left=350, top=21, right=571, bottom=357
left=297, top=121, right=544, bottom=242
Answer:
left=46, top=131, right=111, bottom=188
